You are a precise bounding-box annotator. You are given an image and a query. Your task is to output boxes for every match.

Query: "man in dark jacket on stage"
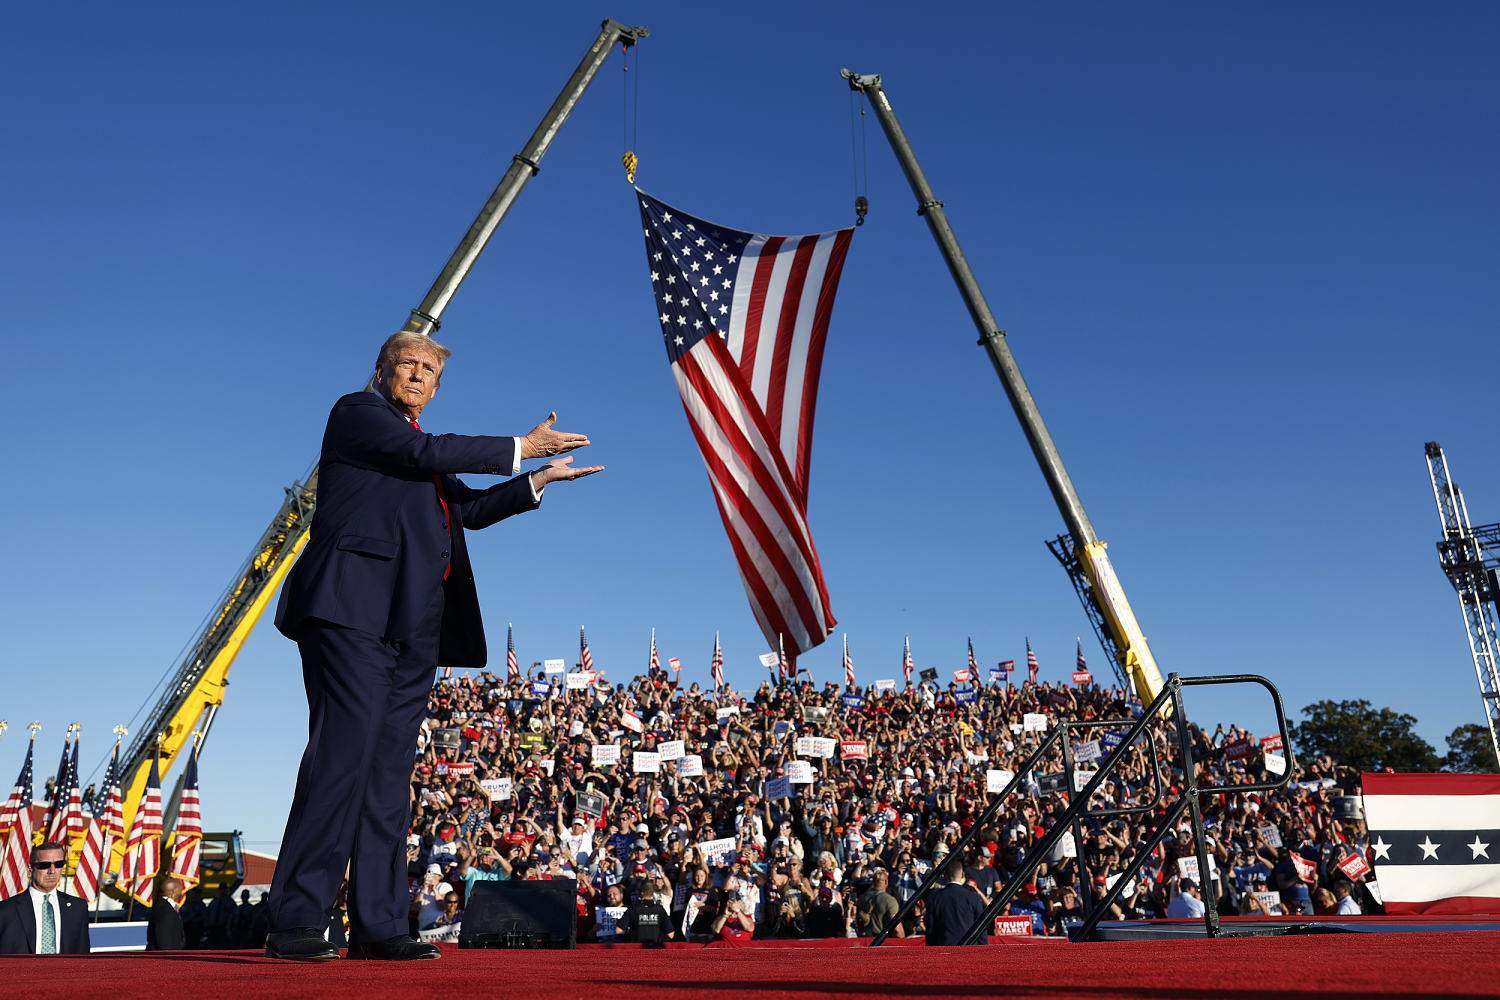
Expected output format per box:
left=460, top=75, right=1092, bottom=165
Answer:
left=925, top=857, right=988, bottom=946
left=0, top=842, right=91, bottom=954
left=147, top=878, right=187, bottom=951
left=265, top=331, right=602, bottom=962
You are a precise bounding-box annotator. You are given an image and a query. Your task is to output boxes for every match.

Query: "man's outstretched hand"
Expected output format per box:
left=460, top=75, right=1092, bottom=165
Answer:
left=530, top=456, right=604, bottom=490
left=521, top=412, right=590, bottom=459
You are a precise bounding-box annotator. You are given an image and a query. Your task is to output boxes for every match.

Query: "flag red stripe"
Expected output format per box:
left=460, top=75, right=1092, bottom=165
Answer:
left=1383, top=895, right=1500, bottom=915
left=1363, top=773, right=1500, bottom=795
left=791, top=229, right=851, bottom=496
left=763, top=236, right=818, bottom=449
left=697, top=466, right=803, bottom=649
left=738, top=236, right=783, bottom=380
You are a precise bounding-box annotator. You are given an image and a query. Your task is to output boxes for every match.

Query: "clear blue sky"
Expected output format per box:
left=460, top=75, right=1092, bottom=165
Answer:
left=4, top=3, right=1497, bottom=853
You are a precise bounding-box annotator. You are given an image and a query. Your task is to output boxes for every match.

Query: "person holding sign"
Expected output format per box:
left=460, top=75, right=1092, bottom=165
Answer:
left=267, top=332, right=602, bottom=962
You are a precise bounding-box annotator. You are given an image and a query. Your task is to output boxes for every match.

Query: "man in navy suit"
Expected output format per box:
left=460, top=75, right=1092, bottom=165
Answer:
left=0, top=841, right=91, bottom=954
left=266, top=331, right=602, bottom=961
left=924, top=856, right=988, bottom=946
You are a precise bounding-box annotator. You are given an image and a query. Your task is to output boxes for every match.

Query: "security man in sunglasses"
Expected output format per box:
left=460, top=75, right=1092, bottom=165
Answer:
left=0, top=841, right=91, bottom=954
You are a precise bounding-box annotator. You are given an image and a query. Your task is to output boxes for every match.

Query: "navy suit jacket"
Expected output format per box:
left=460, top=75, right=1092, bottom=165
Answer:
left=275, top=390, right=540, bottom=668
left=924, top=882, right=988, bottom=946
left=0, top=890, right=91, bottom=954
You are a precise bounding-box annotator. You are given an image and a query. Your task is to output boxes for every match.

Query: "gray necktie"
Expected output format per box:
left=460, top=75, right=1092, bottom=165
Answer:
left=40, top=894, right=56, bottom=954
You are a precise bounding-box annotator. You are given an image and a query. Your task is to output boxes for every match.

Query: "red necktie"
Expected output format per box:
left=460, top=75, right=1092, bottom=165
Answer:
left=409, top=418, right=452, bottom=580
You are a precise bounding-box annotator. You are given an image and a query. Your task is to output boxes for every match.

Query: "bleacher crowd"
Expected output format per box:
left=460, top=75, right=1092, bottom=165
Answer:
left=396, top=662, right=1379, bottom=944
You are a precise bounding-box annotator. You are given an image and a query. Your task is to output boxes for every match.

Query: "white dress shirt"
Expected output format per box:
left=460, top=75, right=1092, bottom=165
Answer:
left=27, top=887, right=62, bottom=954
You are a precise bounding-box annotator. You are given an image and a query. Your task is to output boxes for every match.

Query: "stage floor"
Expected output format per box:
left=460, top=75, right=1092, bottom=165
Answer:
left=3, top=930, right=1497, bottom=1000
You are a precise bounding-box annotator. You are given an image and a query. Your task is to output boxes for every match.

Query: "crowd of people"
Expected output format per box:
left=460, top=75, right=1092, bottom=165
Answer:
left=394, top=663, right=1379, bottom=944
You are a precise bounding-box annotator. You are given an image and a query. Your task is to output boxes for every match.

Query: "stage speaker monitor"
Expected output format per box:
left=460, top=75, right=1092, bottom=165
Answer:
left=460, top=878, right=576, bottom=949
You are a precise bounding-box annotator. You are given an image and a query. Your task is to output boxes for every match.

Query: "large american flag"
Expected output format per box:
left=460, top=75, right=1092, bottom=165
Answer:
left=902, top=636, right=914, bottom=688
left=843, top=633, right=855, bottom=689
left=73, top=745, right=124, bottom=905
left=120, top=755, right=162, bottom=906
left=506, top=623, right=520, bottom=680
left=1027, top=638, right=1040, bottom=685
left=47, top=736, right=83, bottom=845
left=711, top=632, right=725, bottom=690
left=169, top=746, right=203, bottom=890
left=637, top=190, right=852, bottom=664
left=0, top=737, right=36, bottom=900
left=580, top=627, right=595, bottom=674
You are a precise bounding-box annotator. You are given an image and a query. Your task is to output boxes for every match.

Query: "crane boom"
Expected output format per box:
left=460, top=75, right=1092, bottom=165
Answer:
left=106, top=18, right=648, bottom=873
left=841, top=69, right=1165, bottom=702
left=1424, top=441, right=1500, bottom=766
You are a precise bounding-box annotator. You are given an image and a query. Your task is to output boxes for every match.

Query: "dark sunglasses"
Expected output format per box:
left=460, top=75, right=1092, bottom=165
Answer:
left=32, top=860, right=66, bottom=870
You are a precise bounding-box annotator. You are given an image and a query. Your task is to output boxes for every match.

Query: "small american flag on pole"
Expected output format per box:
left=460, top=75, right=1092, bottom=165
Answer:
left=902, top=636, right=914, bottom=688
left=711, top=632, right=725, bottom=690
left=120, top=754, right=163, bottom=906
left=967, top=637, right=978, bottom=679
left=844, top=633, right=855, bottom=689
left=507, top=623, right=520, bottom=680
left=580, top=627, right=595, bottom=674
left=637, top=190, right=852, bottom=666
left=1027, top=638, right=1040, bottom=685
left=0, top=735, right=36, bottom=900
left=47, top=735, right=83, bottom=845
left=169, top=744, right=203, bottom=890
left=73, top=742, right=124, bottom=905
left=649, top=628, right=661, bottom=678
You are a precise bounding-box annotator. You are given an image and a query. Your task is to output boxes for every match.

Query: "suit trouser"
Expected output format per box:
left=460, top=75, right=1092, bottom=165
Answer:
left=268, top=592, right=441, bottom=943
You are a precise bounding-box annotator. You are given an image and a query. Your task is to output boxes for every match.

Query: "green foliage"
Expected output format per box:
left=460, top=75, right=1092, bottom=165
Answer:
left=1443, top=723, right=1499, bottom=773
left=1290, top=699, right=1441, bottom=773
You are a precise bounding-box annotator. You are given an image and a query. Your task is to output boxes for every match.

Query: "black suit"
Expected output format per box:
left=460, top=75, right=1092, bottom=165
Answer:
left=146, top=898, right=186, bottom=951
left=0, top=890, right=91, bottom=954
left=925, top=882, right=988, bottom=946
left=270, top=391, right=539, bottom=944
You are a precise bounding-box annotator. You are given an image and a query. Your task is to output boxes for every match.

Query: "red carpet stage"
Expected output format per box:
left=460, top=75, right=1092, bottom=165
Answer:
left=4, top=930, right=1498, bottom=1000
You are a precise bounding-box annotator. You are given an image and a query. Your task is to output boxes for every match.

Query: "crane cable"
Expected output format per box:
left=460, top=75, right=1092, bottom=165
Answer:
left=850, top=89, right=869, bottom=225
left=622, top=40, right=640, bottom=183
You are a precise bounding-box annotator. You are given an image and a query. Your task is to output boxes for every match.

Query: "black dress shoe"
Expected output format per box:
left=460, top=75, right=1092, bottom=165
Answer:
left=346, top=936, right=441, bottom=960
left=264, top=928, right=340, bottom=962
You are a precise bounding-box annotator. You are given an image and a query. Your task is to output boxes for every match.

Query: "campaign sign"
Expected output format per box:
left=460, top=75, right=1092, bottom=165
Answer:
left=772, top=721, right=794, bottom=739
left=1223, top=738, right=1252, bottom=761
left=544, top=658, right=566, bottom=674
left=801, top=706, right=829, bottom=723
left=1254, top=891, right=1282, bottom=912
left=759, top=652, right=780, bottom=668
left=842, top=693, right=864, bottom=710
left=697, top=837, right=737, bottom=865
left=954, top=687, right=976, bottom=704
left=993, top=915, right=1033, bottom=936
left=632, top=751, right=661, bottom=774
left=985, top=769, right=1015, bottom=794
left=919, top=668, right=938, bottom=683
left=1023, top=713, right=1048, bottom=732
left=621, top=711, right=643, bottom=733
left=1073, top=740, right=1102, bottom=763
left=1036, top=772, right=1068, bottom=795
left=1337, top=853, right=1372, bottom=881
left=566, top=671, right=591, bottom=690
left=765, top=776, right=792, bottom=799
left=446, top=761, right=475, bottom=775
left=785, top=760, right=815, bottom=784
left=1263, top=752, right=1287, bottom=775
left=1177, top=857, right=1200, bottom=881
left=796, top=736, right=836, bottom=758
left=874, top=679, right=896, bottom=692
left=954, top=669, right=971, bottom=683
left=1058, top=831, right=1077, bottom=859
left=1258, top=825, right=1283, bottom=849
left=658, top=740, right=686, bottom=761
left=716, top=705, right=740, bottom=720
left=480, top=777, right=513, bottom=800
left=1291, top=853, right=1317, bottom=884
left=1072, top=670, right=1092, bottom=685
left=676, top=754, right=704, bottom=778
left=988, top=668, right=1006, bottom=685
left=668, top=657, right=681, bottom=672
left=531, top=680, right=552, bottom=698
left=1100, top=733, right=1122, bottom=752
left=841, top=740, right=869, bottom=760
left=592, top=744, right=620, bottom=766
left=575, top=789, right=607, bottom=820
left=594, top=905, right=628, bottom=938
left=1010, top=723, right=1025, bottom=735
left=569, top=719, right=586, bottom=738
left=1072, top=769, right=1098, bottom=794
left=1261, top=733, right=1284, bottom=753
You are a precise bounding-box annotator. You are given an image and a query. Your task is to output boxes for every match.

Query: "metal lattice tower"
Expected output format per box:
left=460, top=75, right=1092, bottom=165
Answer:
left=1425, top=442, right=1500, bottom=765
